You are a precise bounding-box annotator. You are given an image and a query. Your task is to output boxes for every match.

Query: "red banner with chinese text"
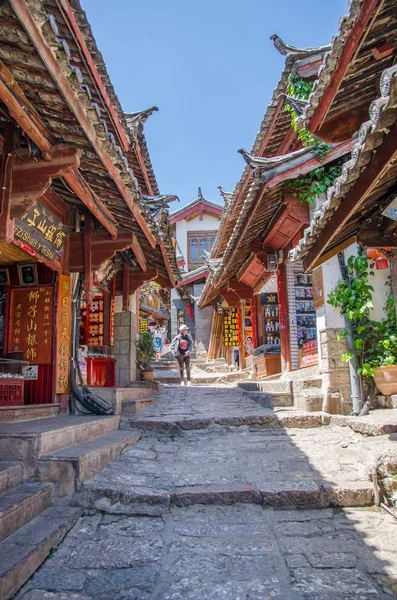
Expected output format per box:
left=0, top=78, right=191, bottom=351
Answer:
left=55, top=274, right=72, bottom=394
left=9, top=286, right=54, bottom=363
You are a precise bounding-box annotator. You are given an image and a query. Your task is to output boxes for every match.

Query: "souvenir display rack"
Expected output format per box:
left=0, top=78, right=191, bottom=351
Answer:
left=223, top=307, right=239, bottom=347
left=264, top=304, right=280, bottom=350
left=295, top=273, right=316, bottom=345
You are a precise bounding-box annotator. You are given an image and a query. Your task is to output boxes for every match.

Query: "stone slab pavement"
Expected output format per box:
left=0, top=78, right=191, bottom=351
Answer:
left=18, top=505, right=397, bottom=599
left=17, top=384, right=397, bottom=599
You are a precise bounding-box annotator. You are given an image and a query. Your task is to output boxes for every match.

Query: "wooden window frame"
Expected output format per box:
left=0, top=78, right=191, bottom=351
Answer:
left=187, top=231, right=217, bottom=269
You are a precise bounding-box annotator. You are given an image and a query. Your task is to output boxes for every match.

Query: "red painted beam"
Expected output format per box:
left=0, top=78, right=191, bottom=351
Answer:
left=10, top=0, right=156, bottom=248
left=55, top=0, right=130, bottom=152
left=131, top=233, right=147, bottom=273
left=303, top=120, right=397, bottom=272
left=170, top=201, right=223, bottom=224
left=159, top=240, right=177, bottom=286
left=308, top=0, right=381, bottom=134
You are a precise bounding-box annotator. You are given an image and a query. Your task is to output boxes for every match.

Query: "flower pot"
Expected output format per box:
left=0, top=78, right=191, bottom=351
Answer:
left=141, top=369, right=154, bottom=382
left=374, top=365, right=397, bottom=395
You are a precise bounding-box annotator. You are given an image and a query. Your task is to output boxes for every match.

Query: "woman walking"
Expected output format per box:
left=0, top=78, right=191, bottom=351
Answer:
left=170, top=324, right=193, bottom=386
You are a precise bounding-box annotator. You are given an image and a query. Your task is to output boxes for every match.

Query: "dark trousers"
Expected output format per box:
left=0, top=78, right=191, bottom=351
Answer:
left=177, top=354, right=191, bottom=381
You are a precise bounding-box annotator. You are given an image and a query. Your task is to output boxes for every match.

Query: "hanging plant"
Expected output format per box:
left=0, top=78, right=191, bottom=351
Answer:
left=283, top=73, right=331, bottom=162
left=285, top=159, right=345, bottom=205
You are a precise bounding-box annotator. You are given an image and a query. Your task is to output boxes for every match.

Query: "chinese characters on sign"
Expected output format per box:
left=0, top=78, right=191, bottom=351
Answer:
left=9, top=286, right=54, bottom=364
left=223, top=307, right=239, bottom=347
left=14, top=202, right=68, bottom=261
left=55, top=275, right=72, bottom=394
left=95, top=256, right=123, bottom=290
left=261, top=293, right=279, bottom=306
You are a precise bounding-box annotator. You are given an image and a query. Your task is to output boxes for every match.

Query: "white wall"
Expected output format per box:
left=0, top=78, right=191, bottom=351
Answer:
left=175, top=212, right=221, bottom=268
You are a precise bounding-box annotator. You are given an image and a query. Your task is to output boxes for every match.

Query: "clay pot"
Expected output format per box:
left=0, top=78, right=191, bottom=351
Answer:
left=141, top=369, right=154, bottom=382
left=374, top=365, right=397, bottom=395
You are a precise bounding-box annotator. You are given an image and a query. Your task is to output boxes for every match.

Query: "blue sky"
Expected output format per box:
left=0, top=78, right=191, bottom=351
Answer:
left=82, top=0, right=349, bottom=207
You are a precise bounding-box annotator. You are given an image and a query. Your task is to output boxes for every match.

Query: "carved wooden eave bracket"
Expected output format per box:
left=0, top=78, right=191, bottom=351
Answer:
left=11, top=144, right=81, bottom=218
left=125, top=107, right=159, bottom=135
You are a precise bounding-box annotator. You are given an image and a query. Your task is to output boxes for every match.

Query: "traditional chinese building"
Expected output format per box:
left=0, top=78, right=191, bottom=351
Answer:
left=200, top=0, right=397, bottom=414
left=0, top=0, right=179, bottom=416
left=170, top=188, right=223, bottom=353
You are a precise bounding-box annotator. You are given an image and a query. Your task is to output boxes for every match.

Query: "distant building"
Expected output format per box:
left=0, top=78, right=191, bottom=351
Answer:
left=170, top=189, right=223, bottom=354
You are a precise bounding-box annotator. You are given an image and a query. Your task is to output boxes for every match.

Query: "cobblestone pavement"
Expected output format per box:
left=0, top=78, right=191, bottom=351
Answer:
left=19, top=385, right=397, bottom=599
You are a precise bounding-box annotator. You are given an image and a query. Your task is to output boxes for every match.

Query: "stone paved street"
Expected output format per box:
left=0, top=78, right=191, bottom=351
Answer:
left=19, top=385, right=397, bottom=599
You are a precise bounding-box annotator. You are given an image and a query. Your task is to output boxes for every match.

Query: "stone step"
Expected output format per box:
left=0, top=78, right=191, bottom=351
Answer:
left=122, top=397, right=156, bottom=416
left=244, top=392, right=274, bottom=409
left=0, top=463, right=24, bottom=495
left=0, top=483, right=52, bottom=542
left=121, top=411, right=277, bottom=433
left=88, top=386, right=157, bottom=415
left=75, top=478, right=374, bottom=517
left=294, top=393, right=323, bottom=412
left=39, top=430, right=141, bottom=499
left=239, top=380, right=292, bottom=394
left=0, top=505, right=81, bottom=600
left=0, top=403, right=60, bottom=424
left=292, top=378, right=323, bottom=391
left=0, top=416, right=121, bottom=471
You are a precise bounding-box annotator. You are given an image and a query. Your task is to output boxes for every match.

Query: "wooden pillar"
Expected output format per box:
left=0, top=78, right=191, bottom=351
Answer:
left=122, top=261, right=130, bottom=312
left=278, top=263, right=291, bottom=372
left=0, top=123, right=17, bottom=241
left=83, top=214, right=93, bottom=302
left=255, top=294, right=264, bottom=347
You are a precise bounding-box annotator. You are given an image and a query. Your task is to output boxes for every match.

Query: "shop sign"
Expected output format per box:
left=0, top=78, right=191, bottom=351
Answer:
left=14, top=202, right=68, bottom=262
left=23, top=365, right=38, bottom=380
left=301, top=339, right=319, bottom=367
left=139, top=318, right=148, bottom=333
left=9, top=286, right=54, bottom=364
left=261, top=292, right=279, bottom=306
left=312, top=267, right=324, bottom=310
left=55, top=274, right=72, bottom=393
left=95, top=255, right=123, bottom=290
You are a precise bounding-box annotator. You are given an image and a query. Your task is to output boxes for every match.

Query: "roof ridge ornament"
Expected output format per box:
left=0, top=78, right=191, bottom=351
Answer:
left=270, top=34, right=330, bottom=57
left=198, top=187, right=204, bottom=199
left=218, top=186, right=233, bottom=207
left=125, top=106, right=159, bottom=131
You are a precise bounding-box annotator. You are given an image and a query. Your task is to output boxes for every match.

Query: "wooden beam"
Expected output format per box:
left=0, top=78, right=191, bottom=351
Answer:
left=307, top=236, right=357, bottom=271
left=0, top=58, right=118, bottom=238
left=69, top=230, right=135, bottom=272
left=155, top=274, right=172, bottom=288
left=303, top=121, right=397, bottom=272
left=160, top=240, right=176, bottom=286
left=11, top=144, right=80, bottom=217
left=10, top=0, right=157, bottom=248
left=129, top=268, right=158, bottom=294
left=63, top=171, right=118, bottom=239
left=131, top=234, right=147, bottom=273
left=122, top=261, right=130, bottom=312
left=308, top=0, right=381, bottom=133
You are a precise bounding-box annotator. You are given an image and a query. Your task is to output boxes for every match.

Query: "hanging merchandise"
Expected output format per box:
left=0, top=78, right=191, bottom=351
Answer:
left=223, top=307, right=239, bottom=347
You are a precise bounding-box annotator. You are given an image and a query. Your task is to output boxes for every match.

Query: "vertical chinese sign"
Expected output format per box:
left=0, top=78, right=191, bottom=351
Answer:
left=9, top=286, right=54, bottom=363
left=55, top=275, right=72, bottom=394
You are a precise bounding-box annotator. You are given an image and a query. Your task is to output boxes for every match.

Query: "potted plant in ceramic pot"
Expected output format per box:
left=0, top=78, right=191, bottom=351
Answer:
left=328, top=254, right=397, bottom=400
left=137, top=331, right=156, bottom=382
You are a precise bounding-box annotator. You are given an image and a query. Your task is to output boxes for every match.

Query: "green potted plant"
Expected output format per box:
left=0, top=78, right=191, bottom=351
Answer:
left=137, top=331, right=156, bottom=382
left=328, top=254, right=397, bottom=397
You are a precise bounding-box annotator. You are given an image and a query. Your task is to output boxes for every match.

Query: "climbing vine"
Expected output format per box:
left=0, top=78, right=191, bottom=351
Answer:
left=327, top=254, right=397, bottom=381
left=283, top=73, right=330, bottom=162
left=285, top=159, right=344, bottom=205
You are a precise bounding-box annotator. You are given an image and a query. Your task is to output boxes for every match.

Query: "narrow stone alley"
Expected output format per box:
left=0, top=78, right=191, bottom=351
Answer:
left=17, top=384, right=397, bottom=600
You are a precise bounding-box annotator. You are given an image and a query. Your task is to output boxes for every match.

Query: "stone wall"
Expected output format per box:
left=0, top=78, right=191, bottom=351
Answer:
left=319, top=327, right=352, bottom=415
left=113, top=294, right=137, bottom=386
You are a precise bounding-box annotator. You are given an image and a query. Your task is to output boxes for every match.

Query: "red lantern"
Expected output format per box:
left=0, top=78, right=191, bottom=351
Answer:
left=375, top=257, right=389, bottom=270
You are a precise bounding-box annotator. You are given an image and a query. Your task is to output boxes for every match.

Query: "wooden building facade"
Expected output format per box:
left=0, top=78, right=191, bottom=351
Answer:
left=0, top=0, right=178, bottom=415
